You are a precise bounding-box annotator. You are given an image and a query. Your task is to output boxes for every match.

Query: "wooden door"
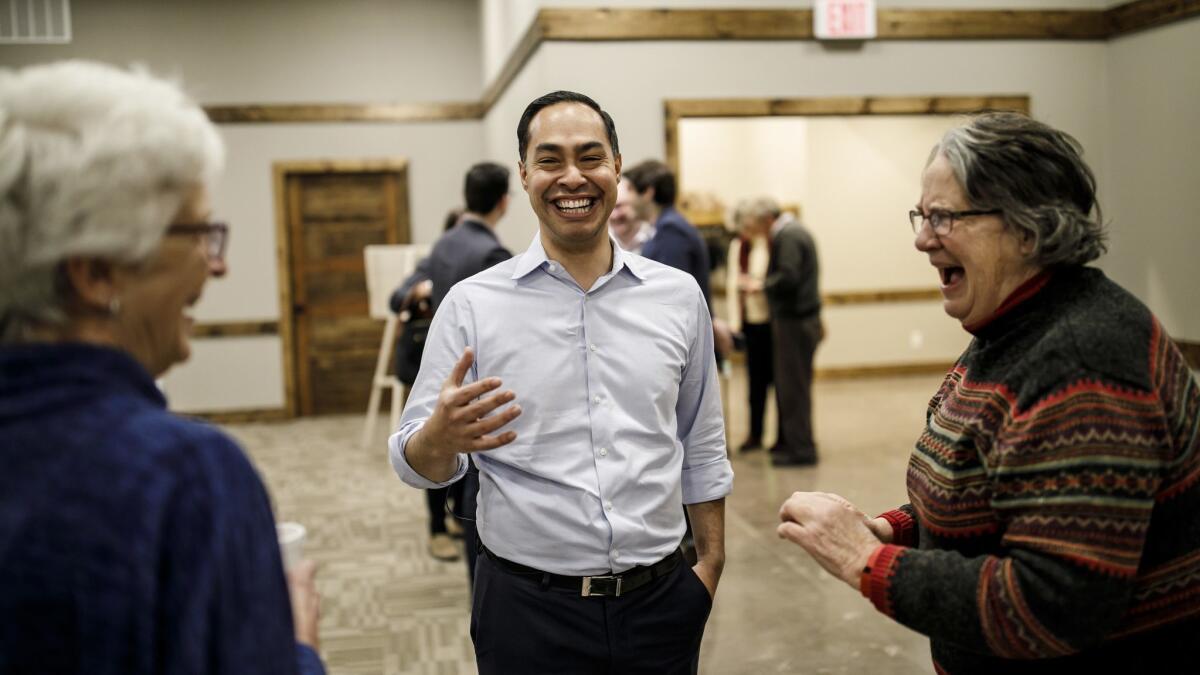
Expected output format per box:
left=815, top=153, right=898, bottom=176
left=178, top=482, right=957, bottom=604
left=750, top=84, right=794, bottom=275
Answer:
left=274, top=160, right=410, bottom=416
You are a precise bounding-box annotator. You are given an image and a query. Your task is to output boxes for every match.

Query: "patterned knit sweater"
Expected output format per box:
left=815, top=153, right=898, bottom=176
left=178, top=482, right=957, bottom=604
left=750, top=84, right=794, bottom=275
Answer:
left=861, top=266, right=1200, bottom=674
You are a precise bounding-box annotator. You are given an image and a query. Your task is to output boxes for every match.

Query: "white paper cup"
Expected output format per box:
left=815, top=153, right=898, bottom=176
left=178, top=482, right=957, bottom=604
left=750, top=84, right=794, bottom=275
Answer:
left=277, top=521, right=306, bottom=571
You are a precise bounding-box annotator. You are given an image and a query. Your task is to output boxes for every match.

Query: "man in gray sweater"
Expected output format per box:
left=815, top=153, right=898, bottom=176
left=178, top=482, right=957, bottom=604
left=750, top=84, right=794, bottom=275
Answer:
left=741, top=197, right=823, bottom=466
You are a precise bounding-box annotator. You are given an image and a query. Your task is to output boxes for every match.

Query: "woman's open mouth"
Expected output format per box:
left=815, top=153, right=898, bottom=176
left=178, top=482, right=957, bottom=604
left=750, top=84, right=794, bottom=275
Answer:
left=939, top=266, right=965, bottom=289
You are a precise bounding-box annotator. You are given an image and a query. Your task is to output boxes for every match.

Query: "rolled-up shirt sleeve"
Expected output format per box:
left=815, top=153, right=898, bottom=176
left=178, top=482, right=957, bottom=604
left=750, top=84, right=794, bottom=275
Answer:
left=388, top=289, right=473, bottom=489
left=677, top=287, right=734, bottom=504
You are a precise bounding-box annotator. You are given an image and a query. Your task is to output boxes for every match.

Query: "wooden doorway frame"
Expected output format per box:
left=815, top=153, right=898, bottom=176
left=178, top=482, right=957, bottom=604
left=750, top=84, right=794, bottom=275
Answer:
left=663, top=94, right=1030, bottom=178
left=272, top=158, right=411, bottom=417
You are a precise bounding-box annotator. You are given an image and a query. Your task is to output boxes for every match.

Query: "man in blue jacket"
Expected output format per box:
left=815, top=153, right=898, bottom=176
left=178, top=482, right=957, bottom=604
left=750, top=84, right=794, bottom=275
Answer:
left=389, top=162, right=512, bottom=575
left=625, top=160, right=711, bottom=309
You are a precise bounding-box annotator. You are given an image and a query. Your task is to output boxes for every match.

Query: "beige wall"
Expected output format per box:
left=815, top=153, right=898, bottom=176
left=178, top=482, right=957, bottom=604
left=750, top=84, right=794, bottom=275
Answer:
left=479, top=36, right=1132, bottom=369
left=3, top=0, right=482, bottom=101
left=1103, top=18, right=1200, bottom=340
left=4, top=2, right=1195, bottom=410
left=681, top=115, right=973, bottom=368
left=489, top=37, right=1109, bottom=249
left=483, top=41, right=550, bottom=251
left=680, top=117, right=811, bottom=213
left=2, top=0, right=486, bottom=413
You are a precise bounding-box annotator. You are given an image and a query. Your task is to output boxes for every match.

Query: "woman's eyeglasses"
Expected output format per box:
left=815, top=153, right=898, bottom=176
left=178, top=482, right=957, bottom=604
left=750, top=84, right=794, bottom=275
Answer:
left=908, top=209, right=1000, bottom=235
left=166, top=222, right=229, bottom=262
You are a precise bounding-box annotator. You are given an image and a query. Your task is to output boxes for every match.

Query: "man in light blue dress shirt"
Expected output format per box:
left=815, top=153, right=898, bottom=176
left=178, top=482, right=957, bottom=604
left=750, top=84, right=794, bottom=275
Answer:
left=389, top=90, right=733, bottom=673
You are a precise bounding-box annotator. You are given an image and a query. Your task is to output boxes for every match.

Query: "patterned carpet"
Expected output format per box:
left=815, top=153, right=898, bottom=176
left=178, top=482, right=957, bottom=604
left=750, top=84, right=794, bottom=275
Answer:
left=228, top=372, right=941, bottom=675
left=229, top=417, right=476, bottom=675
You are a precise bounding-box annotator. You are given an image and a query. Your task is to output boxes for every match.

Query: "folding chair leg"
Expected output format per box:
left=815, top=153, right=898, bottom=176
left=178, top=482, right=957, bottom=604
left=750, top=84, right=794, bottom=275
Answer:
left=362, top=385, right=382, bottom=449
left=389, top=380, right=403, bottom=437
left=362, top=315, right=400, bottom=449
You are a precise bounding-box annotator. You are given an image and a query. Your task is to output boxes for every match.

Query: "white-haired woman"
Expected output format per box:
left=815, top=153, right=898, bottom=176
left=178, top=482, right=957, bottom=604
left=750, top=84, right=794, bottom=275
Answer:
left=0, top=61, right=323, bottom=674
left=777, top=113, right=1198, bottom=672
left=725, top=198, right=776, bottom=452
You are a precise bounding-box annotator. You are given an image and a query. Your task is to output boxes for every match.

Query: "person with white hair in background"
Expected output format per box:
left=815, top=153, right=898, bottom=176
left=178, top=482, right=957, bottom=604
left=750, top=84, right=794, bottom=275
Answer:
left=0, top=61, right=324, bottom=674
left=740, top=196, right=824, bottom=467
left=725, top=199, right=778, bottom=453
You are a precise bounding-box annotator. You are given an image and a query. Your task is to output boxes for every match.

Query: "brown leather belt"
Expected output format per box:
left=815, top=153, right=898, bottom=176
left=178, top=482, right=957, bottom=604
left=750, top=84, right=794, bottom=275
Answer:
left=479, top=542, right=681, bottom=597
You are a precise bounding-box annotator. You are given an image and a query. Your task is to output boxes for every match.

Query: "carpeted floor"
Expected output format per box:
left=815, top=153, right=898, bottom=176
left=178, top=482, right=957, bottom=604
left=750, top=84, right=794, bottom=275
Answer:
left=228, top=371, right=941, bottom=674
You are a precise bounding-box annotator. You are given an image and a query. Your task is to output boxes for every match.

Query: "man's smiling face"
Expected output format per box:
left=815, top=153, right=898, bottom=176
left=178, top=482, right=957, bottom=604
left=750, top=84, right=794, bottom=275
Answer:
left=519, top=102, right=622, bottom=252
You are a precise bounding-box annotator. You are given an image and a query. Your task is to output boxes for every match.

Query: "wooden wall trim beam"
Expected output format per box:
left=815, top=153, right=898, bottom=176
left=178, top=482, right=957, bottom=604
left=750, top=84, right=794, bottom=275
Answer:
left=1107, top=0, right=1200, bottom=37
left=665, top=95, right=1030, bottom=120
left=199, top=2, right=1193, bottom=123
left=537, top=8, right=1110, bottom=42
left=539, top=8, right=817, bottom=40
left=192, top=320, right=279, bottom=339
left=204, top=102, right=482, bottom=124
left=877, top=9, right=1108, bottom=40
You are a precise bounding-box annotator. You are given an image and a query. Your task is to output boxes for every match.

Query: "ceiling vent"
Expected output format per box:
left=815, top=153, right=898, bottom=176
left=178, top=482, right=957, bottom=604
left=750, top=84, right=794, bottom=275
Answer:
left=0, top=0, right=71, bottom=44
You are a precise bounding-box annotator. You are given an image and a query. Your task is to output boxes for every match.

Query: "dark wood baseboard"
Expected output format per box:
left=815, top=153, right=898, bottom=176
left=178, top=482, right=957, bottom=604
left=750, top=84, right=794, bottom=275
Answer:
left=185, top=408, right=291, bottom=425
left=192, top=320, right=279, bottom=338
left=815, top=361, right=954, bottom=380
left=1176, top=339, right=1200, bottom=370
left=823, top=288, right=945, bottom=306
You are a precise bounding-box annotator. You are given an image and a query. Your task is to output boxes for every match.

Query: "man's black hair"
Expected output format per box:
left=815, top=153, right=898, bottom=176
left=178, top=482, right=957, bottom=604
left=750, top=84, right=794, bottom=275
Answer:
left=623, top=159, right=676, bottom=207
left=464, top=162, right=510, bottom=214
left=517, top=90, right=620, bottom=162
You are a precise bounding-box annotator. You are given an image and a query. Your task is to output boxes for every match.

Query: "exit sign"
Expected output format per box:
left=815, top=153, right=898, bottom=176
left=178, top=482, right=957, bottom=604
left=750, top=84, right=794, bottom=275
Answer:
left=814, top=0, right=877, bottom=40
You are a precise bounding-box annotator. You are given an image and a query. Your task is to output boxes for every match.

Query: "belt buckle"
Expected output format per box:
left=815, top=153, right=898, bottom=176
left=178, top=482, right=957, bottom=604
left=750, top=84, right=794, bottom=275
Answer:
left=581, top=574, right=622, bottom=597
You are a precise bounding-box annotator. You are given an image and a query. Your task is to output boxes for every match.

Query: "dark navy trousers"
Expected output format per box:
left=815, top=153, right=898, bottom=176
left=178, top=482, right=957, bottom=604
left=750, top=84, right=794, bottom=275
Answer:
left=470, top=551, right=712, bottom=674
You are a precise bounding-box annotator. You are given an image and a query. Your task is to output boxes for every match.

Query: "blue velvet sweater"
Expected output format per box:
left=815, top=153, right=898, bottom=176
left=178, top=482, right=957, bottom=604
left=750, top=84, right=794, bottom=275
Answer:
left=0, top=344, right=324, bottom=675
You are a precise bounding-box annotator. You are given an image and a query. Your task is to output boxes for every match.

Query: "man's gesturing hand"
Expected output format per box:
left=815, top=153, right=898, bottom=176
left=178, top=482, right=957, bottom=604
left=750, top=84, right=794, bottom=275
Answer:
left=408, top=347, right=522, bottom=481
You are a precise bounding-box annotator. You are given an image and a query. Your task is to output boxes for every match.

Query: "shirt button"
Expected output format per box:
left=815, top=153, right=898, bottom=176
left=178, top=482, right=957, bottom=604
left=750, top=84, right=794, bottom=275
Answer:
left=593, top=395, right=602, bottom=405
left=605, top=501, right=613, bottom=511
left=599, top=448, right=608, bottom=457
left=612, top=550, right=619, bottom=559
left=589, top=343, right=598, bottom=352
left=548, top=263, right=557, bottom=272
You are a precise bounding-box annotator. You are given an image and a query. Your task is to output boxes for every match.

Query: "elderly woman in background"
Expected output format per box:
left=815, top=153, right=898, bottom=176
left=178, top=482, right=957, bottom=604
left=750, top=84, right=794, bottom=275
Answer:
left=726, top=198, right=776, bottom=452
left=0, top=61, right=324, bottom=674
left=778, top=113, right=1198, bottom=672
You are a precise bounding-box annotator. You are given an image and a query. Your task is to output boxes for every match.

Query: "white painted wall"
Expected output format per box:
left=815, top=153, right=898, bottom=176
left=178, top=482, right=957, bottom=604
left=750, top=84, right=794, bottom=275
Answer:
left=681, top=115, right=973, bottom=367
left=1103, top=18, right=1200, bottom=340
left=3, top=0, right=482, bottom=102
left=484, top=37, right=1113, bottom=368
left=483, top=46, right=549, bottom=251
left=2, top=0, right=486, bottom=413
left=5, top=1, right=1194, bottom=409
left=489, top=37, right=1109, bottom=252
left=203, top=123, right=487, bottom=324
left=679, top=117, right=811, bottom=215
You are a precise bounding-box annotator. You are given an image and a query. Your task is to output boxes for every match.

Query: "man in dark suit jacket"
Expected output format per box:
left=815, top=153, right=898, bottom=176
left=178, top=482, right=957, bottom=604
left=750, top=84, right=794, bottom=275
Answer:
left=625, top=160, right=733, bottom=361
left=625, top=160, right=712, bottom=308
left=742, top=197, right=823, bottom=466
left=389, top=162, right=513, bottom=575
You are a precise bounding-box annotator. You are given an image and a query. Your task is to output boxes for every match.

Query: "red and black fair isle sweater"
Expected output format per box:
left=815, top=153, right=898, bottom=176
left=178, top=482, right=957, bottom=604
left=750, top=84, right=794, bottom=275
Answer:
left=861, top=266, right=1200, bottom=674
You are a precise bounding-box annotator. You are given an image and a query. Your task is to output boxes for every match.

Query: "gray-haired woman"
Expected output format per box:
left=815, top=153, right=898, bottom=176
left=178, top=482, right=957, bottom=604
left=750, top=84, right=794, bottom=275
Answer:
left=0, top=61, right=324, bottom=674
left=777, top=112, right=1198, bottom=673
